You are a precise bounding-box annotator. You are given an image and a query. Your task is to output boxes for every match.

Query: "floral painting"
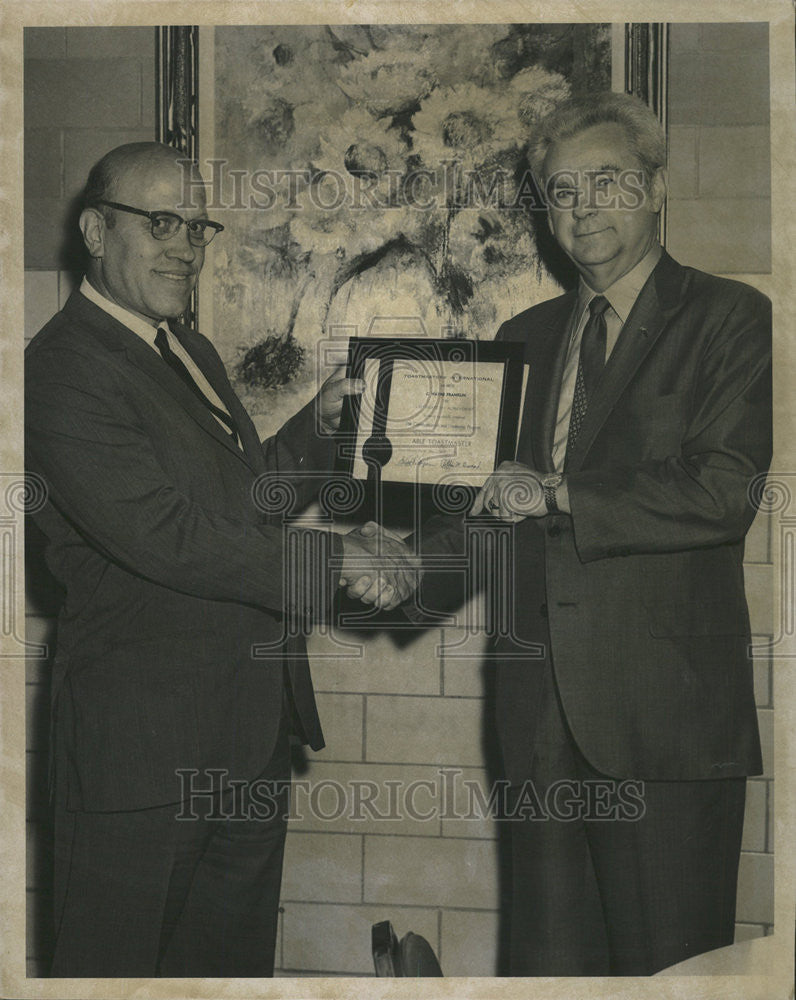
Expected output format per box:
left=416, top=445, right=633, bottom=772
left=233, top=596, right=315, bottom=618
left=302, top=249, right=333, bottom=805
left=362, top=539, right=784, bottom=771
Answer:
left=210, top=24, right=611, bottom=420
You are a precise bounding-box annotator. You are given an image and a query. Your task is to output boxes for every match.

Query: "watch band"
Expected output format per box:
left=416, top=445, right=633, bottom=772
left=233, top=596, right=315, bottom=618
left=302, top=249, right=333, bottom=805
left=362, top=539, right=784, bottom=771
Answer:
left=543, top=474, right=563, bottom=514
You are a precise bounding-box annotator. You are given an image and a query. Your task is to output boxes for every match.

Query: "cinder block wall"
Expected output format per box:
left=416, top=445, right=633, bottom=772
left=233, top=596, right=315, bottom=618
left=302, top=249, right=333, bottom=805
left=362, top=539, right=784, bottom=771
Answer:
left=24, top=23, right=775, bottom=978
left=666, top=22, right=771, bottom=274
left=23, top=26, right=156, bottom=337
left=667, top=21, right=775, bottom=949
left=670, top=20, right=775, bottom=947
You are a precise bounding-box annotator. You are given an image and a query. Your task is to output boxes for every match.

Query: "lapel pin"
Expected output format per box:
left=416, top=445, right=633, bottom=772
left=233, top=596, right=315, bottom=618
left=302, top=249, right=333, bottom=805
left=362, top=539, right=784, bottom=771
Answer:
left=639, top=327, right=648, bottom=336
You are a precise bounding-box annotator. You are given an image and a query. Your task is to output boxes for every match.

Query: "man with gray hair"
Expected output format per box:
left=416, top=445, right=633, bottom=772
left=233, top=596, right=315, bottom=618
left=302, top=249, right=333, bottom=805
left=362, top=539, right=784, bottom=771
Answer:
left=420, top=92, right=771, bottom=975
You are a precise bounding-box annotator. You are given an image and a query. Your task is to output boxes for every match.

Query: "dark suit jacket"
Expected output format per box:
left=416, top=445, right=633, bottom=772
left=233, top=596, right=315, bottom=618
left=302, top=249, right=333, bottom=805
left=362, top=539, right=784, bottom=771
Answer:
left=419, top=251, right=771, bottom=784
left=26, top=290, right=340, bottom=811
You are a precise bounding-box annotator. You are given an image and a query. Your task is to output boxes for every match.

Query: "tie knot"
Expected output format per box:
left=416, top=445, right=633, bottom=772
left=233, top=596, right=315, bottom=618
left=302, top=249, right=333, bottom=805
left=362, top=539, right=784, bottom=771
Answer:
left=589, top=294, right=610, bottom=319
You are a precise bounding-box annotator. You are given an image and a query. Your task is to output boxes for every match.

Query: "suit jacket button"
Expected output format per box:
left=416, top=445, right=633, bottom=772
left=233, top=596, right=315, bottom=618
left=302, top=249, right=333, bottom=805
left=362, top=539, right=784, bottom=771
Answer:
left=547, top=522, right=561, bottom=538
left=539, top=603, right=548, bottom=619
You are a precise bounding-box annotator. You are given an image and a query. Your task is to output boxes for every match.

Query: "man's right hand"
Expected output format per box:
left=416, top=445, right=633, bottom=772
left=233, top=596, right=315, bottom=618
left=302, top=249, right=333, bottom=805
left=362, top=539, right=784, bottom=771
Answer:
left=340, top=521, right=422, bottom=611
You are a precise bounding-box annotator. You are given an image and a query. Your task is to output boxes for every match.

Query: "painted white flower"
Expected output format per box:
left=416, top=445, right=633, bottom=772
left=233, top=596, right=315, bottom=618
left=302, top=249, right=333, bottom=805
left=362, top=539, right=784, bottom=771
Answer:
left=290, top=176, right=416, bottom=259
left=241, top=33, right=346, bottom=117
left=508, top=67, right=571, bottom=125
left=338, top=51, right=437, bottom=117
left=415, top=25, right=513, bottom=88
left=287, top=107, right=419, bottom=258
left=237, top=32, right=350, bottom=167
left=316, top=107, right=409, bottom=180
left=411, top=82, right=526, bottom=177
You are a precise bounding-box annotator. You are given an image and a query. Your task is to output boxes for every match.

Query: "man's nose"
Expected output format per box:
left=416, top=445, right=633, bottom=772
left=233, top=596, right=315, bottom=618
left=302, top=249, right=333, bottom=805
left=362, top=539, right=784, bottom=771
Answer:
left=572, top=191, right=596, bottom=219
left=164, top=226, right=199, bottom=263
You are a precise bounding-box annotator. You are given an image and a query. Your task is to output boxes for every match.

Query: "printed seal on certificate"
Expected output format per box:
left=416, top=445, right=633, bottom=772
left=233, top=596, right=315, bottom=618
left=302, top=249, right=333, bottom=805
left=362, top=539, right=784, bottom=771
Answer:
left=335, top=337, right=529, bottom=514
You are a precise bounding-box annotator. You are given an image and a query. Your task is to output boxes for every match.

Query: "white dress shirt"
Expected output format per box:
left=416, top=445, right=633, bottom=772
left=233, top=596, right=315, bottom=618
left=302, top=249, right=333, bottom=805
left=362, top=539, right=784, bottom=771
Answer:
left=80, top=277, right=237, bottom=440
left=551, top=243, right=663, bottom=473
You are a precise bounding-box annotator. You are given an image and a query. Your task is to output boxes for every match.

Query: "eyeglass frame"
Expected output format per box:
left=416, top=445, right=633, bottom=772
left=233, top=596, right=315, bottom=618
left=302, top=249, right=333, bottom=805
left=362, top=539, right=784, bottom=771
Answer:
left=91, top=200, right=225, bottom=246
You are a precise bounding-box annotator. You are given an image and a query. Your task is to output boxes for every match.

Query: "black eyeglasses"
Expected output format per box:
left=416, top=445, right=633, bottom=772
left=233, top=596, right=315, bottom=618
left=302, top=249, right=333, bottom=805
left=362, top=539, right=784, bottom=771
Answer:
left=93, top=200, right=225, bottom=246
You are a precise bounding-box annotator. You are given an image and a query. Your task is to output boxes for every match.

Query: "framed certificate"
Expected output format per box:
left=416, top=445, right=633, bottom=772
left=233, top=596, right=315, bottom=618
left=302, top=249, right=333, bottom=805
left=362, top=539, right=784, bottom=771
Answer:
left=336, top=338, right=529, bottom=507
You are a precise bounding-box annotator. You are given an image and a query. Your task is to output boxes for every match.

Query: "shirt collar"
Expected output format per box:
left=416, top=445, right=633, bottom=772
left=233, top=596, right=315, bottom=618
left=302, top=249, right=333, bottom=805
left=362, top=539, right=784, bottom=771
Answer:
left=577, top=242, right=663, bottom=324
left=80, top=277, right=168, bottom=348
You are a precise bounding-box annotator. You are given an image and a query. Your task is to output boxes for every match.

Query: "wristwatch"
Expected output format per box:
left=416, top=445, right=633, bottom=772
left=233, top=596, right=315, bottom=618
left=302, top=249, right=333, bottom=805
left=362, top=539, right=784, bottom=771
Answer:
left=542, top=473, right=564, bottom=514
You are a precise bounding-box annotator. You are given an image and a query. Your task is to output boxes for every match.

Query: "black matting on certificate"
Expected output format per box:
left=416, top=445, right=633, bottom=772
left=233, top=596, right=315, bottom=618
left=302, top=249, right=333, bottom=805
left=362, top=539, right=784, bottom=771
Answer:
left=336, top=337, right=527, bottom=519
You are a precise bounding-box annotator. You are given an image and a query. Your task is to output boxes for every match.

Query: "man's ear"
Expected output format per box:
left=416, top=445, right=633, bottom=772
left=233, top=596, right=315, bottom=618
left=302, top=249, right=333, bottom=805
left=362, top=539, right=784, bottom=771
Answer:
left=649, top=167, right=668, bottom=214
left=79, top=207, right=106, bottom=259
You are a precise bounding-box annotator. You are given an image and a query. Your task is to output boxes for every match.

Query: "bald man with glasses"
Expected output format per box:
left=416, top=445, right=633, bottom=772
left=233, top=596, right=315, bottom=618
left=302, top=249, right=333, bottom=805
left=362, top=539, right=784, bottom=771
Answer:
left=25, top=142, right=419, bottom=977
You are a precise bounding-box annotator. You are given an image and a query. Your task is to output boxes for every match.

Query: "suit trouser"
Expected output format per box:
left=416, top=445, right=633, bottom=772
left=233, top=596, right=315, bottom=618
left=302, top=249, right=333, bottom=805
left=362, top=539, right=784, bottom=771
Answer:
left=50, top=703, right=291, bottom=978
left=505, top=657, right=746, bottom=977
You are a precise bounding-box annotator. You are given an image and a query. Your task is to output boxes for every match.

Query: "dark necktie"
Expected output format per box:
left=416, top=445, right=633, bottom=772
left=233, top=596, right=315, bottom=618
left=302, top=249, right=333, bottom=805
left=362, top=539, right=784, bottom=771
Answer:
left=154, top=326, right=238, bottom=442
left=567, top=294, right=610, bottom=449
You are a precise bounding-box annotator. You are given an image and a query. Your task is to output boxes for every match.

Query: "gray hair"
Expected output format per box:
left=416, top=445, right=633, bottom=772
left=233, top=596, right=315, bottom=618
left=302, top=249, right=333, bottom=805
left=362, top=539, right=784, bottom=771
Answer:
left=528, top=92, right=667, bottom=187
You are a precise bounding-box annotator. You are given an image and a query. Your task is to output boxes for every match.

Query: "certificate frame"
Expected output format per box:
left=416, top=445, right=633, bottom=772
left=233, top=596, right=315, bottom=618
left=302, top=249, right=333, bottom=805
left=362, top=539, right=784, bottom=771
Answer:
left=336, top=337, right=528, bottom=516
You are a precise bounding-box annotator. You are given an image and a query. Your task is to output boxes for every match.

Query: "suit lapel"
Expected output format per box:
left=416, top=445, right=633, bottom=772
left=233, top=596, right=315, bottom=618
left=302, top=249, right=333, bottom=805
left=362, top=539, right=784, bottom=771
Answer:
left=65, top=292, right=256, bottom=471
left=516, top=292, right=577, bottom=473
left=564, top=252, right=687, bottom=471
left=171, top=324, right=265, bottom=472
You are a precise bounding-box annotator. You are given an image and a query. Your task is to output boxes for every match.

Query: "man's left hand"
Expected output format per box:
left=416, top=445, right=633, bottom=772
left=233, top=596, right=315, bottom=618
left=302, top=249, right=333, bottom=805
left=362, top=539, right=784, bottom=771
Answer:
left=470, top=461, right=546, bottom=522
left=318, top=363, right=365, bottom=434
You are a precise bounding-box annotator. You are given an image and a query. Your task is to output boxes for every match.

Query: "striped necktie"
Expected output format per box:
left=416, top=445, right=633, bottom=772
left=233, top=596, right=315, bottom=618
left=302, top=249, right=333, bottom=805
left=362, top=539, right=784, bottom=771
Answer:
left=154, top=326, right=238, bottom=442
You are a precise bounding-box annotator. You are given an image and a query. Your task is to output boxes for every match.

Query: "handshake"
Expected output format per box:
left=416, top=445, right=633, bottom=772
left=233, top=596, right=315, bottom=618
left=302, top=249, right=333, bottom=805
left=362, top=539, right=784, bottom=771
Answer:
left=339, top=522, right=423, bottom=611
